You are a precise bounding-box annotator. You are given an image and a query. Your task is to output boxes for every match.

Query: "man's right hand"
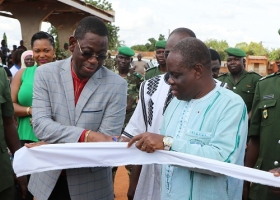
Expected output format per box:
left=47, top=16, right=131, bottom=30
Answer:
left=86, top=131, right=114, bottom=142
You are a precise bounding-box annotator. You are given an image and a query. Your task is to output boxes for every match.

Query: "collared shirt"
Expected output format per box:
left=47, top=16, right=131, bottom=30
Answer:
left=71, top=68, right=89, bottom=105
left=217, top=70, right=261, bottom=112
left=71, top=67, right=89, bottom=142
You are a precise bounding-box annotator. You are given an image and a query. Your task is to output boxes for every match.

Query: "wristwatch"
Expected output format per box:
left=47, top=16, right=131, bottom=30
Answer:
left=163, top=136, right=173, bottom=151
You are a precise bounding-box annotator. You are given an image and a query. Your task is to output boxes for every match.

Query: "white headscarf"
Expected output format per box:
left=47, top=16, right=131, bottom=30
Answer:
left=21, top=50, right=33, bottom=68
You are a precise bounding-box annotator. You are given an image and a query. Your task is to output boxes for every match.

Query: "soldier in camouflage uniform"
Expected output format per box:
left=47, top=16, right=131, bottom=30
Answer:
left=57, top=43, right=71, bottom=60
left=112, top=46, right=143, bottom=183
left=103, top=52, right=116, bottom=71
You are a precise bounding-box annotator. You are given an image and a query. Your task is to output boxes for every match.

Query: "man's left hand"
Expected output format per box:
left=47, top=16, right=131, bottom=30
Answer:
left=127, top=132, right=164, bottom=153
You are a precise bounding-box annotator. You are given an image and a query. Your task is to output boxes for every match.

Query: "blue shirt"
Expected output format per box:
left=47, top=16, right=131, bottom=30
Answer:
left=160, top=85, right=248, bottom=200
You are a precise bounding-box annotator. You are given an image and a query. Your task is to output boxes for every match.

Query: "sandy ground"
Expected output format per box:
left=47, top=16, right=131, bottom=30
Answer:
left=114, top=166, right=129, bottom=200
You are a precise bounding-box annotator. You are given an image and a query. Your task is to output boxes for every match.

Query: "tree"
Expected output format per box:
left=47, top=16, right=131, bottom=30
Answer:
left=235, top=42, right=249, bottom=52
left=204, top=39, right=229, bottom=51
left=131, top=45, right=148, bottom=51
left=235, top=42, right=268, bottom=56
left=106, top=23, right=120, bottom=50
left=268, top=48, right=280, bottom=61
left=158, top=34, right=165, bottom=41
left=204, top=39, right=229, bottom=60
left=85, top=0, right=121, bottom=50
left=131, top=34, right=165, bottom=52
left=47, top=25, right=60, bottom=58
left=146, top=38, right=156, bottom=51
left=3, top=32, right=7, bottom=46
left=85, top=0, right=113, bottom=10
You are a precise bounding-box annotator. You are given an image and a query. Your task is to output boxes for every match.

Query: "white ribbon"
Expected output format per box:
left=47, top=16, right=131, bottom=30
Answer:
left=13, top=142, right=280, bottom=187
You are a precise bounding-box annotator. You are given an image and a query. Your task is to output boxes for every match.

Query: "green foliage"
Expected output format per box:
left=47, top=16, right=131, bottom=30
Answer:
left=47, top=25, right=61, bottom=58
left=84, top=0, right=113, bottom=10
left=85, top=0, right=120, bottom=50
left=131, top=45, right=148, bottom=51
left=217, top=50, right=227, bottom=61
left=131, top=34, right=165, bottom=52
left=204, top=39, right=229, bottom=61
left=268, top=48, right=280, bottom=61
left=158, top=34, right=165, bottom=41
left=146, top=38, right=156, bottom=51
left=204, top=39, right=229, bottom=51
left=3, top=32, right=7, bottom=46
left=235, top=42, right=268, bottom=56
left=106, top=23, right=120, bottom=50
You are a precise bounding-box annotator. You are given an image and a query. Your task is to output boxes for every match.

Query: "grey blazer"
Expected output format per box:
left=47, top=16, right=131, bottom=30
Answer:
left=28, top=57, right=127, bottom=200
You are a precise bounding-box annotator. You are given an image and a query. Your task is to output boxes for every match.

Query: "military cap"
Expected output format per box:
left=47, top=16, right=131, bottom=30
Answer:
left=225, top=47, right=246, bottom=57
left=118, top=46, right=135, bottom=57
left=155, top=40, right=166, bottom=49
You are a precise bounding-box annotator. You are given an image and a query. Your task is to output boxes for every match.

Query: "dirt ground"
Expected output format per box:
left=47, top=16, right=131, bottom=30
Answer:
left=114, top=166, right=129, bottom=200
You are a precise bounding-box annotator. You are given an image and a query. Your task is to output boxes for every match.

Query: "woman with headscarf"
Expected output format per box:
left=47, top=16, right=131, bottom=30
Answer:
left=21, top=50, right=35, bottom=68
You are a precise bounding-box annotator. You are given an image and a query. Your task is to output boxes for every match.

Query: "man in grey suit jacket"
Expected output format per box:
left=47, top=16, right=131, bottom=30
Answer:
left=28, top=16, right=127, bottom=200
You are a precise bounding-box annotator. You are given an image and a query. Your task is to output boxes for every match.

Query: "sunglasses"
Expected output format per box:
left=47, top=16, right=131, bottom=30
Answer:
left=76, top=39, right=107, bottom=61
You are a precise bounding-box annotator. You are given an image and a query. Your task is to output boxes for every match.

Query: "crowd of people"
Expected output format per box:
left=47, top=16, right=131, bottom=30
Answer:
left=1, top=15, right=280, bottom=200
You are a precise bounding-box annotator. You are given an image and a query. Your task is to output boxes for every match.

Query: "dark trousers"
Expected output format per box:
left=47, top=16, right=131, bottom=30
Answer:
left=0, top=185, right=15, bottom=200
left=14, top=140, right=35, bottom=200
left=48, top=175, right=71, bottom=200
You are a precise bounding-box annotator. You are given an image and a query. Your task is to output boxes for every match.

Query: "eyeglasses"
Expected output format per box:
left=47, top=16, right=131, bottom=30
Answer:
left=164, top=50, right=170, bottom=59
left=76, top=39, right=107, bottom=61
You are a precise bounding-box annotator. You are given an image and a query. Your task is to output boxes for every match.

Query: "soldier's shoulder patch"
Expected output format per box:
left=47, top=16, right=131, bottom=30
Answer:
left=146, top=66, right=157, bottom=72
left=133, top=72, right=143, bottom=79
left=259, top=73, right=277, bottom=81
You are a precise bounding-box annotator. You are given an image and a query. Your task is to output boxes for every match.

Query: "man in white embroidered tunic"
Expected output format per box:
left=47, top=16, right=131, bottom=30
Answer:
left=128, top=37, right=248, bottom=200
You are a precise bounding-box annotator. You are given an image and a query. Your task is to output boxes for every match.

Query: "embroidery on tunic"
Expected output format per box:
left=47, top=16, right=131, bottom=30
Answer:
left=148, top=99, right=154, bottom=126
left=147, top=75, right=160, bottom=96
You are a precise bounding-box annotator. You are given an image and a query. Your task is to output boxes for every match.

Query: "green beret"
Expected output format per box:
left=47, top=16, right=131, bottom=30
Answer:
left=155, top=40, right=166, bottom=49
left=118, top=46, right=135, bottom=57
left=225, top=48, right=246, bottom=57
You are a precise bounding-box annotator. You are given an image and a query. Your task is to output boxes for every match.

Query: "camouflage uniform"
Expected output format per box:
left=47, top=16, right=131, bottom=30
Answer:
left=104, top=57, right=117, bottom=71
left=112, top=68, right=143, bottom=181
left=114, top=68, right=143, bottom=130
left=57, top=49, right=70, bottom=60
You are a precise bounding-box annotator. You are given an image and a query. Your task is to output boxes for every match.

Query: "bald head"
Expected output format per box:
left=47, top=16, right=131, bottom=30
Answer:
left=171, top=37, right=211, bottom=70
left=165, top=27, right=196, bottom=57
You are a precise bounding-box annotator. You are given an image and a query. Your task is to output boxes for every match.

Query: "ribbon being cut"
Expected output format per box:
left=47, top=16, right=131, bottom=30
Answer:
left=13, top=142, right=280, bottom=187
